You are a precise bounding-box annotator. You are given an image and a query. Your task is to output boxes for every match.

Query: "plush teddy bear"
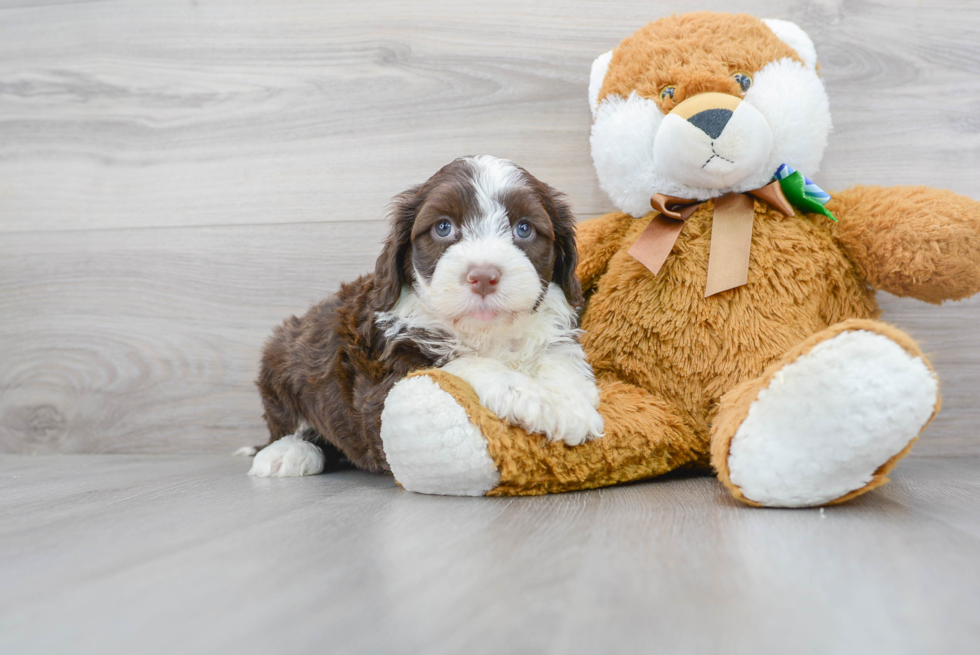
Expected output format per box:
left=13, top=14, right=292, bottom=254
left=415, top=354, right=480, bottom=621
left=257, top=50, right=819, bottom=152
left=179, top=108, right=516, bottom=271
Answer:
left=378, top=11, right=980, bottom=507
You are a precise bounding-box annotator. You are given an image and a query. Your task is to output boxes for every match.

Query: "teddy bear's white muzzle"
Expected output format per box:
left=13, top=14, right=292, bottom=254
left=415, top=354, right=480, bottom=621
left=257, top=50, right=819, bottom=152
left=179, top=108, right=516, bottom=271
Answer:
left=653, top=95, right=773, bottom=190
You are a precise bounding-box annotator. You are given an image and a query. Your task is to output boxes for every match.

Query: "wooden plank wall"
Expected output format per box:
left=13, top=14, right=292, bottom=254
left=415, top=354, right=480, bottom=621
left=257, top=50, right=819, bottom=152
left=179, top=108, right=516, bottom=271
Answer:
left=2, top=0, right=979, bottom=454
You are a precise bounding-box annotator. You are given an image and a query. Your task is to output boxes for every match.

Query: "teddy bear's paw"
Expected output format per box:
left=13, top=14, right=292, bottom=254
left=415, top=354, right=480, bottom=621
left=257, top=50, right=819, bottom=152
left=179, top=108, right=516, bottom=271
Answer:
left=380, top=375, right=500, bottom=496
left=248, top=434, right=325, bottom=477
left=726, top=330, right=938, bottom=507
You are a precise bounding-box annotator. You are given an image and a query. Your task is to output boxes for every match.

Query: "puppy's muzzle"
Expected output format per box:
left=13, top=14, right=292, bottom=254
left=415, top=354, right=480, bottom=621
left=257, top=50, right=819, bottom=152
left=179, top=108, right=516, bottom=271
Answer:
left=466, top=266, right=501, bottom=298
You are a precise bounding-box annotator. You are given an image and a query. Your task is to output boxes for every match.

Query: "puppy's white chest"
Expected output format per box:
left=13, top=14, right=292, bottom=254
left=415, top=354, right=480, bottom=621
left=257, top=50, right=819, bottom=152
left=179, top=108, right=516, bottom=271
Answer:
left=460, top=333, right=543, bottom=374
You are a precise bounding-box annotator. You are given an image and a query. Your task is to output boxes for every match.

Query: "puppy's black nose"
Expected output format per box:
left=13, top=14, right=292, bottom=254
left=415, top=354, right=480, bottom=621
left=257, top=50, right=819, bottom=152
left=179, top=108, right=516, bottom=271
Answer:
left=466, top=266, right=501, bottom=297
left=688, top=108, right=733, bottom=140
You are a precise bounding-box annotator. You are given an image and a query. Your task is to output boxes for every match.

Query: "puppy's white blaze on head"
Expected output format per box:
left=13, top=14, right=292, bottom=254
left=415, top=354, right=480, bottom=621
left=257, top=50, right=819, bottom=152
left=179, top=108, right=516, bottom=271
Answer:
left=467, top=154, right=522, bottom=240
left=470, top=154, right=522, bottom=197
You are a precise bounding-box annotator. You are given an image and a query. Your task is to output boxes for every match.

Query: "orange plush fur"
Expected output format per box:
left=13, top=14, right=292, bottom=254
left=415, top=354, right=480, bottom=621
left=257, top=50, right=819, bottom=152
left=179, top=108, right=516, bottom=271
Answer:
left=397, top=12, right=980, bottom=501
left=598, top=13, right=803, bottom=111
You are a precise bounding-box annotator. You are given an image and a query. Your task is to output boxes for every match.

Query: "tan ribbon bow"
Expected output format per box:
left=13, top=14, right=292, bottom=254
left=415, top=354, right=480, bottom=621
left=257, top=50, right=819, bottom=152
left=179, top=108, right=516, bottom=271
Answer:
left=626, top=180, right=795, bottom=297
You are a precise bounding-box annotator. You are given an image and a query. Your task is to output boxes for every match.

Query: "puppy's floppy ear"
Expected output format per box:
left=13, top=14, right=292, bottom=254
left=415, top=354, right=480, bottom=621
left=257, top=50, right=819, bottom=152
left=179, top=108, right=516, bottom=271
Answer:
left=371, top=185, right=422, bottom=312
left=540, top=184, right=584, bottom=310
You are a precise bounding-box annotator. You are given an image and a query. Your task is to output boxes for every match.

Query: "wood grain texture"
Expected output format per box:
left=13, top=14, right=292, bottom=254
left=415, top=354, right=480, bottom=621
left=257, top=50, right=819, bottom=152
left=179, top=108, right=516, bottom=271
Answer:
left=1, top=0, right=979, bottom=455
left=1, top=0, right=979, bottom=231
left=1, top=454, right=978, bottom=654
left=0, top=221, right=387, bottom=453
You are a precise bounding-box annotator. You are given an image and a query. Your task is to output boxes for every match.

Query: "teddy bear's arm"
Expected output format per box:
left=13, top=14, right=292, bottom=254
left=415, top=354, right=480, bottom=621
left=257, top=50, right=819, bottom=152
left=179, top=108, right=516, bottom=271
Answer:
left=827, top=185, right=980, bottom=304
left=574, top=212, right=635, bottom=295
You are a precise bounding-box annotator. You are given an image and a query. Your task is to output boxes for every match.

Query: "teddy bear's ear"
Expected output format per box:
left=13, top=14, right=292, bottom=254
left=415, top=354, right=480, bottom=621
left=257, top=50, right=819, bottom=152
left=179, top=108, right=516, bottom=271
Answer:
left=588, top=50, right=614, bottom=119
left=762, top=19, right=818, bottom=70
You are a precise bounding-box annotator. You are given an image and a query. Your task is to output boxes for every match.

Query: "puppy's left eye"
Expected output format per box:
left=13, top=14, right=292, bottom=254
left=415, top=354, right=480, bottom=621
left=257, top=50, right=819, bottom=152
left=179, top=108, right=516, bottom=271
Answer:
left=513, top=221, right=534, bottom=240
left=432, top=219, right=455, bottom=239
left=732, top=73, right=752, bottom=93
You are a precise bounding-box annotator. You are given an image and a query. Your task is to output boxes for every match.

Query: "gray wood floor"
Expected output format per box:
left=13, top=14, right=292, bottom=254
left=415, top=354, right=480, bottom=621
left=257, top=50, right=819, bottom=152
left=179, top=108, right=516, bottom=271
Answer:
left=1, top=454, right=978, bottom=654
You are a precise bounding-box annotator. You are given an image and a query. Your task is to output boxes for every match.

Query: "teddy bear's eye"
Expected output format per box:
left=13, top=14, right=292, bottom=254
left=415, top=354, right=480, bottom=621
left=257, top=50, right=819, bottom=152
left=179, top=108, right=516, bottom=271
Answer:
left=733, top=73, right=753, bottom=93
left=659, top=85, right=676, bottom=102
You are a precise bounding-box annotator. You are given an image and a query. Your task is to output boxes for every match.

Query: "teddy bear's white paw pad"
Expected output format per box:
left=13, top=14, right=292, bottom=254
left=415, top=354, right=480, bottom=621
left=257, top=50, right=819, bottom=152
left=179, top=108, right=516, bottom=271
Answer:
left=381, top=375, right=500, bottom=496
left=248, top=435, right=325, bottom=477
left=727, top=330, right=938, bottom=507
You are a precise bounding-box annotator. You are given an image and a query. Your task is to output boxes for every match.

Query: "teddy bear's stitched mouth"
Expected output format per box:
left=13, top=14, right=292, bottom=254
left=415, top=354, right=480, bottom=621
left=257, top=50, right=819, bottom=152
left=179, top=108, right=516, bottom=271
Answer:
left=702, top=144, right=735, bottom=168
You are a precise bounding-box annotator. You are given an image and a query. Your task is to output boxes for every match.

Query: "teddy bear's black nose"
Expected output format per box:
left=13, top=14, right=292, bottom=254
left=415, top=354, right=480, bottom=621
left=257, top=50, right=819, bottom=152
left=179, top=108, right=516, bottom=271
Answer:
left=688, top=108, right=733, bottom=140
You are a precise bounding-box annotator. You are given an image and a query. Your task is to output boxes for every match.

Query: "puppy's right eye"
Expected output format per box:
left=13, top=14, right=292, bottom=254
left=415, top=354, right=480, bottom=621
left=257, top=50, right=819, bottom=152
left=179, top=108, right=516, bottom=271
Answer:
left=513, top=220, right=534, bottom=240
left=433, top=219, right=455, bottom=239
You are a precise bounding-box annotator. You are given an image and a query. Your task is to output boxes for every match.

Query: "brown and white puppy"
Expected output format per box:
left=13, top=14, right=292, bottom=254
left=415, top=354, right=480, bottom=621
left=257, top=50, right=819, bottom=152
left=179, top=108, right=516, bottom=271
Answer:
left=247, top=155, right=603, bottom=477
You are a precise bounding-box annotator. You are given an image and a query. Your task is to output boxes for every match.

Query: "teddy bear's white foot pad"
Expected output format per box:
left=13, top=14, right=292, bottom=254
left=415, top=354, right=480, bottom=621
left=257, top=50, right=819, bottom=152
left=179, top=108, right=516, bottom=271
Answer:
left=381, top=375, right=500, bottom=496
left=727, top=330, right=938, bottom=507
left=249, top=434, right=325, bottom=477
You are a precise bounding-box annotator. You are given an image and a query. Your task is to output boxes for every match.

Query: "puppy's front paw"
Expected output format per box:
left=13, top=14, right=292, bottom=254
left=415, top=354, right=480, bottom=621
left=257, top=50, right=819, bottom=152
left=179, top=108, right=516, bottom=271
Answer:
left=543, top=397, right=605, bottom=446
left=482, top=384, right=604, bottom=447
left=249, top=435, right=325, bottom=477
left=444, top=358, right=605, bottom=446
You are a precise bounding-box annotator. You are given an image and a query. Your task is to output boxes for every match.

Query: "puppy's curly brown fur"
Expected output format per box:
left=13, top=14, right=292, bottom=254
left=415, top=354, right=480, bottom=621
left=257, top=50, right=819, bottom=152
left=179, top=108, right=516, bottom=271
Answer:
left=256, top=187, right=430, bottom=473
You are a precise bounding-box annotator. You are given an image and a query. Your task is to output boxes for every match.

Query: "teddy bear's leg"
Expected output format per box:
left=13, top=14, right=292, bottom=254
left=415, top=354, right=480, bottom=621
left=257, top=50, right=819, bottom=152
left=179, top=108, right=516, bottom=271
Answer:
left=380, top=373, right=501, bottom=496
left=710, top=319, right=940, bottom=508
left=381, top=369, right=701, bottom=496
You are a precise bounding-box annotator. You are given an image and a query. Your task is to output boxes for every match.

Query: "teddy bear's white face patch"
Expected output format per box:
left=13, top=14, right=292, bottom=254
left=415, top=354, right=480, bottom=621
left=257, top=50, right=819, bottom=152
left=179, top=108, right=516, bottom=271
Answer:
left=653, top=98, right=774, bottom=190
left=743, top=57, right=831, bottom=183
left=590, top=92, right=667, bottom=218
left=590, top=52, right=831, bottom=217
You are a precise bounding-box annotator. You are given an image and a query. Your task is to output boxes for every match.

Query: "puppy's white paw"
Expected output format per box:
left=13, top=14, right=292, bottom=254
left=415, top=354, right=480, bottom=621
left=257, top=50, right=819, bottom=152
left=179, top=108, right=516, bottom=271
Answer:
left=475, top=380, right=544, bottom=435
left=441, top=356, right=604, bottom=446
left=557, top=401, right=605, bottom=446
left=233, top=445, right=258, bottom=457
left=537, top=394, right=605, bottom=446
left=482, top=383, right=604, bottom=446
left=248, top=435, right=325, bottom=477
